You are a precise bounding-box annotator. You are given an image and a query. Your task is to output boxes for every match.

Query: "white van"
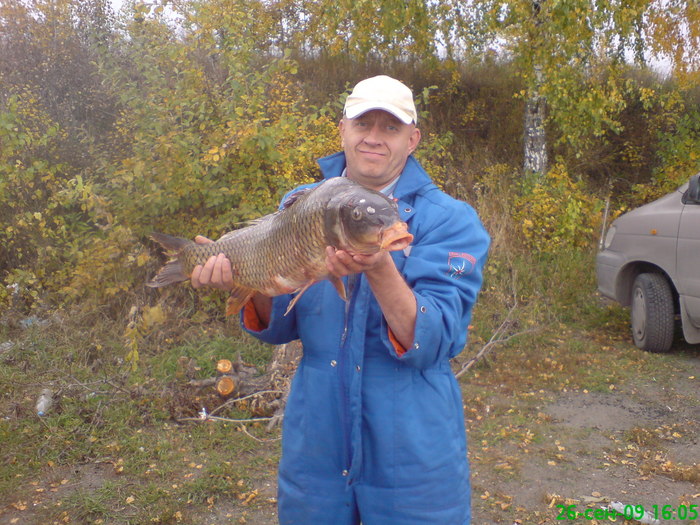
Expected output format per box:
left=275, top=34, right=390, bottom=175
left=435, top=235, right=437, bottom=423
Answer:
left=596, top=174, right=700, bottom=352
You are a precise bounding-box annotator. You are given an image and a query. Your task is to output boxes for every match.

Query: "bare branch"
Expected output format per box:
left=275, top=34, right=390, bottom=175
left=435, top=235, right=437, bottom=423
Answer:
left=208, top=390, right=284, bottom=417
left=456, top=269, right=536, bottom=378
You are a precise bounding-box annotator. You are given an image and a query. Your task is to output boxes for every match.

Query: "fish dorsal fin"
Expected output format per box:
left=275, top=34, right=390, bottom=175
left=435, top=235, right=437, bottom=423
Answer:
left=217, top=230, right=238, bottom=243
left=280, top=187, right=314, bottom=210
left=217, top=212, right=279, bottom=242
left=245, top=212, right=279, bottom=227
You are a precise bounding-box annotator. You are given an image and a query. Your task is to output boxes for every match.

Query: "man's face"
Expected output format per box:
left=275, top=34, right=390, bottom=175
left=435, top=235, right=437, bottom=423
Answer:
left=339, top=110, right=421, bottom=191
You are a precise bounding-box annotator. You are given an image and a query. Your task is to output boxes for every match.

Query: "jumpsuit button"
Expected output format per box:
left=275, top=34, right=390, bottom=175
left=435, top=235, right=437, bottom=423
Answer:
left=404, top=207, right=412, bottom=213
left=342, top=470, right=349, bottom=477
left=420, top=306, right=427, bottom=313
left=414, top=342, right=420, bottom=350
left=330, top=360, right=337, bottom=367
left=355, top=365, right=361, bottom=372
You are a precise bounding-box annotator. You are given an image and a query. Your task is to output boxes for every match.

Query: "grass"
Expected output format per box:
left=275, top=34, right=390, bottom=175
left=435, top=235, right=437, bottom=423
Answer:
left=457, top=248, right=699, bottom=523
left=1, top=247, right=698, bottom=524
left=0, top=310, right=280, bottom=524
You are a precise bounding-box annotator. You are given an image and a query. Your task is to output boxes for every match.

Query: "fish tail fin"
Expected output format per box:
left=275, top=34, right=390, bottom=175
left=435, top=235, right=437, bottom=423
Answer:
left=150, top=232, right=192, bottom=255
left=147, top=233, right=194, bottom=287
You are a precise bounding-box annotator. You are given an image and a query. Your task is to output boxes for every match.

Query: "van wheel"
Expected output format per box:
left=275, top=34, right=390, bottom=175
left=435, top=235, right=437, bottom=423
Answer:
left=630, top=273, right=674, bottom=352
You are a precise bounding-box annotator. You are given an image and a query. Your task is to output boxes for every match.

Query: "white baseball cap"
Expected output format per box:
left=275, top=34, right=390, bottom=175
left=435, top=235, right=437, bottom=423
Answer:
left=343, top=75, right=417, bottom=124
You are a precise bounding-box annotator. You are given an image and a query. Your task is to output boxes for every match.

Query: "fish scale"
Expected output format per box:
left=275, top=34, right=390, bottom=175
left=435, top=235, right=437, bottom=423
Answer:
left=147, top=178, right=413, bottom=316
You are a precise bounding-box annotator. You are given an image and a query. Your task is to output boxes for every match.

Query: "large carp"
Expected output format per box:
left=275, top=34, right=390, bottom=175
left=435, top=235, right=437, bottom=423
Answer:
left=147, top=177, right=413, bottom=315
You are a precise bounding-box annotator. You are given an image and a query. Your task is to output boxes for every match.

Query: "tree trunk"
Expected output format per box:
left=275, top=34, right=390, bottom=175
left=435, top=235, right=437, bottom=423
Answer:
left=523, top=65, right=548, bottom=178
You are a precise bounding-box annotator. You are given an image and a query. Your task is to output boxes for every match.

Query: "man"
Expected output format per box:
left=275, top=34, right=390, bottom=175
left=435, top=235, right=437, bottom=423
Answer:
left=192, top=75, right=490, bottom=524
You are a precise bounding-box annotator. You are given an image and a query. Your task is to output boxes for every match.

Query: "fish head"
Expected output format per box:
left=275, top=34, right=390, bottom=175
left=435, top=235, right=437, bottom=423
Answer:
left=330, top=188, right=413, bottom=254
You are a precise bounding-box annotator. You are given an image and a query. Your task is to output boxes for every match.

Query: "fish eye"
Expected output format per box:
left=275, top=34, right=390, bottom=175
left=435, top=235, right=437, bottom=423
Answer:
left=352, top=208, right=363, bottom=220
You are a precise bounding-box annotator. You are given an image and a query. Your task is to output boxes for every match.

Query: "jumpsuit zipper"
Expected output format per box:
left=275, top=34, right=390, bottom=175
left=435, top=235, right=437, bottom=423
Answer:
left=338, top=274, right=358, bottom=481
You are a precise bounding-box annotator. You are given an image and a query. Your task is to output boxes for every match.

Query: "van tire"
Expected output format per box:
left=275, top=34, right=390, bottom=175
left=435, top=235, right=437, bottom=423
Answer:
left=630, top=273, right=674, bottom=352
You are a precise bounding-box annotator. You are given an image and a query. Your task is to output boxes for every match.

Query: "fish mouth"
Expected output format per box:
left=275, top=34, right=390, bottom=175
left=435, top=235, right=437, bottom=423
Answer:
left=379, top=222, right=413, bottom=251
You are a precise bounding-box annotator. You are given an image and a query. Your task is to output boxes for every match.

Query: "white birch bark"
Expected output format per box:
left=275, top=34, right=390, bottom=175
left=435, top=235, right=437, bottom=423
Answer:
left=523, top=64, right=548, bottom=177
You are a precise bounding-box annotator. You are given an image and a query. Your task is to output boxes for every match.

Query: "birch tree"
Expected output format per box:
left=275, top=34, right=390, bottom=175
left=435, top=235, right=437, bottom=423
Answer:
left=472, top=0, right=700, bottom=178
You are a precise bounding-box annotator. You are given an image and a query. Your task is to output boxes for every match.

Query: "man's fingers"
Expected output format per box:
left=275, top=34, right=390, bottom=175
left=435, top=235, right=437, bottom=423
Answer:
left=326, top=247, right=360, bottom=277
left=190, top=252, right=235, bottom=290
left=325, top=247, right=338, bottom=274
left=211, top=253, right=226, bottom=285
left=326, top=247, right=388, bottom=279
left=191, top=265, right=203, bottom=289
left=220, top=254, right=234, bottom=286
left=325, top=247, right=345, bottom=277
left=197, top=255, right=216, bottom=286
left=192, top=237, right=214, bottom=288
left=334, top=250, right=356, bottom=271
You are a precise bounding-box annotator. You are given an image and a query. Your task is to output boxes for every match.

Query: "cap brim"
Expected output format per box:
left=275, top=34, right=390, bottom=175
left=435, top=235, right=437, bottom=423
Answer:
left=344, top=102, right=415, bottom=124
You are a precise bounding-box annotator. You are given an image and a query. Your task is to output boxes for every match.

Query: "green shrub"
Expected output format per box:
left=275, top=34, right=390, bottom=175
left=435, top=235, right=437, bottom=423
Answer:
left=514, top=164, right=603, bottom=253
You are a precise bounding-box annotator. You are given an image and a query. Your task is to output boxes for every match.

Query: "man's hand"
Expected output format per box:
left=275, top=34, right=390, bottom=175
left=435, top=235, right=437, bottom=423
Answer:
left=190, top=236, right=235, bottom=291
left=325, top=246, right=392, bottom=279
left=326, top=245, right=417, bottom=350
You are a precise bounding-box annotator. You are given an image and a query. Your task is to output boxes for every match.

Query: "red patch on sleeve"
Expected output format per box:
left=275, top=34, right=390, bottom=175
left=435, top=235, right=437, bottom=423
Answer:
left=447, top=252, right=476, bottom=279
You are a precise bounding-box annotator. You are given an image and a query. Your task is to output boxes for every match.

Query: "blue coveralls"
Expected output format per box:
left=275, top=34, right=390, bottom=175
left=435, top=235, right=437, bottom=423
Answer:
left=242, top=152, right=490, bottom=525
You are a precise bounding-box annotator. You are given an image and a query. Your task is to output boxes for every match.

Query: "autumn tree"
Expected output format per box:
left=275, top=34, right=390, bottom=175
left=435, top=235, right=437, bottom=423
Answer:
left=61, top=0, right=342, bottom=308
left=2, top=0, right=699, bottom=313
left=0, top=0, right=119, bottom=308
left=469, top=0, right=700, bottom=179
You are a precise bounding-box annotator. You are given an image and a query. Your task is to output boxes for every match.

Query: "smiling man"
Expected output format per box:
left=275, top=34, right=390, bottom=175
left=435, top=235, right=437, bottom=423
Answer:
left=192, top=75, right=491, bottom=525
left=339, top=77, right=421, bottom=190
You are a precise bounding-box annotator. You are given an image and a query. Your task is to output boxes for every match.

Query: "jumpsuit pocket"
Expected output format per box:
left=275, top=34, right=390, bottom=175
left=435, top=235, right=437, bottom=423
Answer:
left=391, top=368, right=468, bottom=510
left=280, top=361, right=346, bottom=492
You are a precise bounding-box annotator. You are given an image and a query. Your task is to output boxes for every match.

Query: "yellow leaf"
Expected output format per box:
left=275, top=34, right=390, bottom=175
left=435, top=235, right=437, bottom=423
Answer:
left=142, top=305, right=166, bottom=328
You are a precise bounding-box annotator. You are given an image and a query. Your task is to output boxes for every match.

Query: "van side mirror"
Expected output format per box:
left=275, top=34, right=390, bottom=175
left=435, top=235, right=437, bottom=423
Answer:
left=683, top=173, right=700, bottom=204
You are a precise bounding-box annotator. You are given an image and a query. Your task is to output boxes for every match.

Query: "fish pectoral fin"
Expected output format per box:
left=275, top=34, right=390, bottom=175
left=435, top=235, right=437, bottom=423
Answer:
left=284, top=281, right=316, bottom=316
left=226, top=285, right=256, bottom=317
left=328, top=275, right=347, bottom=301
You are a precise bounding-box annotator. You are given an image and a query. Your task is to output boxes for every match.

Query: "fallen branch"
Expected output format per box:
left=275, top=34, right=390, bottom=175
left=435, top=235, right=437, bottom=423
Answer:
left=171, top=341, right=303, bottom=428
left=240, top=424, right=282, bottom=443
left=456, top=269, right=536, bottom=378
left=455, top=327, right=536, bottom=378
left=187, top=377, right=217, bottom=389
left=208, top=390, right=284, bottom=417
left=176, top=412, right=275, bottom=424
